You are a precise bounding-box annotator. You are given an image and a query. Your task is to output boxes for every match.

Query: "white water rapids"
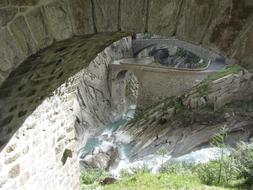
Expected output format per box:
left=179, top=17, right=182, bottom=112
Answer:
left=79, top=106, right=230, bottom=177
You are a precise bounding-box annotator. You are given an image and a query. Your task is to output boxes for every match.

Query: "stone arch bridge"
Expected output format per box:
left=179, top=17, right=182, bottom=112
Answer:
left=132, top=38, right=225, bottom=61
left=0, top=0, right=252, bottom=189
left=110, top=58, right=218, bottom=110
left=0, top=0, right=252, bottom=147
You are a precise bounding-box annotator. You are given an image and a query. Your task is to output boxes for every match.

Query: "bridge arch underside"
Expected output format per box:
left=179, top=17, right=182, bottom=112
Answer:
left=0, top=0, right=253, bottom=162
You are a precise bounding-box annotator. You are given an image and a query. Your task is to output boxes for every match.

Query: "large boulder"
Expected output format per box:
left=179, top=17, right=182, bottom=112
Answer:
left=82, top=153, right=111, bottom=169
left=81, top=146, right=120, bottom=170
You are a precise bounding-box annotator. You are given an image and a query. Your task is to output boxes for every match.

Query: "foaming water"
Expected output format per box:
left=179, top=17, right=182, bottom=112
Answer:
left=78, top=105, right=135, bottom=162
left=79, top=105, right=231, bottom=176
left=170, top=147, right=231, bottom=164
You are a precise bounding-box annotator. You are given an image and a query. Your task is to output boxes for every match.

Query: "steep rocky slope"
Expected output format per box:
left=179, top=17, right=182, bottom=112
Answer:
left=115, top=65, right=253, bottom=160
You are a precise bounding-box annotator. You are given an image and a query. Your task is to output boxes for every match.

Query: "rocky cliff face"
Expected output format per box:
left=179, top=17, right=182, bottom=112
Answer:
left=73, top=37, right=133, bottom=150
left=1, top=0, right=253, bottom=150
left=115, top=66, right=253, bottom=160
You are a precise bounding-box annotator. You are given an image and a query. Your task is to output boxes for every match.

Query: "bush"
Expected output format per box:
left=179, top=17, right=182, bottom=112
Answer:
left=231, top=142, right=253, bottom=186
left=196, top=142, right=253, bottom=188
left=195, top=158, right=239, bottom=187
left=80, top=168, right=109, bottom=185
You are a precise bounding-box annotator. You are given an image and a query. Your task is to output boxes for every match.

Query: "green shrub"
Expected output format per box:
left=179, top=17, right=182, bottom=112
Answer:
left=195, top=158, right=239, bottom=187
left=231, top=142, right=253, bottom=186
left=80, top=168, right=109, bottom=185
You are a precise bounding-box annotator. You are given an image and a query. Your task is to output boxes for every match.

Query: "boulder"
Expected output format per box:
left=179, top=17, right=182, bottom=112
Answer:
left=107, top=147, right=120, bottom=170
left=82, top=153, right=111, bottom=169
left=99, top=177, right=117, bottom=186
left=81, top=146, right=120, bottom=170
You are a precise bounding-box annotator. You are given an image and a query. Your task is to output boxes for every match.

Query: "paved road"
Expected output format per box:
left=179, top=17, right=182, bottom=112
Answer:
left=113, top=57, right=227, bottom=73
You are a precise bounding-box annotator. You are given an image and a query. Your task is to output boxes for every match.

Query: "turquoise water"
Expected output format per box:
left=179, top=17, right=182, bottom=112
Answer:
left=79, top=108, right=135, bottom=159
left=119, top=143, right=133, bottom=158
left=79, top=138, right=101, bottom=158
left=106, top=118, right=128, bottom=133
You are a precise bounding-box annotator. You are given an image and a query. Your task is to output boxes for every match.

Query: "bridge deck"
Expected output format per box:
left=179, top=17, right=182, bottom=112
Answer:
left=111, top=58, right=226, bottom=73
left=132, top=38, right=225, bottom=62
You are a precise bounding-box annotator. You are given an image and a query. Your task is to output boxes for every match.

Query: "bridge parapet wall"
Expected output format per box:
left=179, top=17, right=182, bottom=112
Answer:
left=133, top=39, right=225, bottom=62
left=110, top=63, right=213, bottom=110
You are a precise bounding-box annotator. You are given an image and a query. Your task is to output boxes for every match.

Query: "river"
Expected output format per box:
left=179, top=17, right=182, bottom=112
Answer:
left=78, top=106, right=230, bottom=177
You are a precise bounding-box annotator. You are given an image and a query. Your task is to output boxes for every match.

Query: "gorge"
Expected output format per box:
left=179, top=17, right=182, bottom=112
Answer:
left=0, top=1, right=253, bottom=190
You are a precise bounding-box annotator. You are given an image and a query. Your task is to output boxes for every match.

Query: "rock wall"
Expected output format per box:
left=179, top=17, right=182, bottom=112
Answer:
left=183, top=70, right=253, bottom=110
left=0, top=73, right=81, bottom=190
left=75, top=37, right=133, bottom=150
left=0, top=36, right=132, bottom=190
left=117, top=67, right=253, bottom=159
left=110, top=70, right=139, bottom=115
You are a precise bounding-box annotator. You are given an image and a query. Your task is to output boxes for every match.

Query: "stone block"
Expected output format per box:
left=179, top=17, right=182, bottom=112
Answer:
left=0, top=7, right=18, bottom=27
left=55, top=142, right=64, bottom=155
left=4, top=153, right=20, bottom=164
left=120, top=0, right=147, bottom=32
left=9, top=0, right=39, bottom=6
left=22, top=145, right=29, bottom=154
left=148, top=0, right=182, bottom=36
left=93, top=0, right=119, bottom=32
left=0, top=176, right=7, bottom=188
left=5, top=144, right=17, bottom=153
left=8, top=164, right=20, bottom=178
left=9, top=15, right=37, bottom=57
left=0, top=0, right=9, bottom=7
left=19, top=172, right=30, bottom=186
left=0, top=28, right=25, bottom=74
left=25, top=7, right=53, bottom=50
left=43, top=0, right=73, bottom=41
left=57, top=134, right=66, bottom=142
left=67, top=0, right=94, bottom=35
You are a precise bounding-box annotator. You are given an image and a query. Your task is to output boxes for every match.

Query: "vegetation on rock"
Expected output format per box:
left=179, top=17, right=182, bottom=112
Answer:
left=196, top=64, right=243, bottom=96
left=80, top=142, right=253, bottom=190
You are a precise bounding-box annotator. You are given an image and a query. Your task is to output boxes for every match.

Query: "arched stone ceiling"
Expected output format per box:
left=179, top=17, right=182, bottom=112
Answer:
left=0, top=0, right=253, bottom=149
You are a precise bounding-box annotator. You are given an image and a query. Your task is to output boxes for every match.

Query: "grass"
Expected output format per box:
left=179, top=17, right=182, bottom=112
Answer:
left=80, top=168, right=109, bottom=185
left=102, top=172, right=236, bottom=190
left=80, top=164, right=247, bottom=190
left=206, top=64, right=242, bottom=82
left=80, top=133, right=253, bottom=190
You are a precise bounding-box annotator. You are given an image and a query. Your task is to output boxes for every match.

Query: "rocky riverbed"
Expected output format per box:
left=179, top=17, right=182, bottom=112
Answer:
left=78, top=67, right=253, bottom=177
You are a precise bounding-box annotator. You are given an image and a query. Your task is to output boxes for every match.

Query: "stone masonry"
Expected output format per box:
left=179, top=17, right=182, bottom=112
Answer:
left=0, top=0, right=253, bottom=147
left=110, top=63, right=212, bottom=110
left=0, top=37, right=133, bottom=190
left=0, top=0, right=253, bottom=189
left=0, top=73, right=81, bottom=190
